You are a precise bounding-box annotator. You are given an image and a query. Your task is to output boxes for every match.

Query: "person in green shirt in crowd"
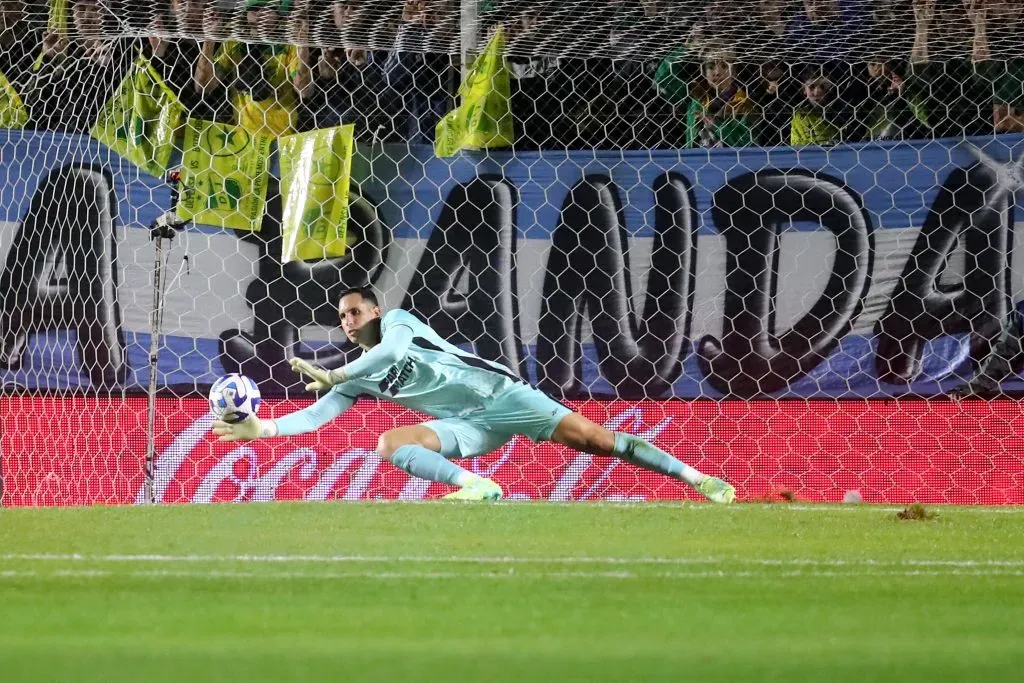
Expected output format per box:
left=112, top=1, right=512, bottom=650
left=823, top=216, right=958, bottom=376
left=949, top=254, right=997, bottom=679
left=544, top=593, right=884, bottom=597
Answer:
left=859, top=59, right=930, bottom=141
left=0, top=0, right=39, bottom=129
left=903, top=0, right=990, bottom=138
left=990, top=60, right=1024, bottom=133
left=195, top=0, right=307, bottom=138
left=24, top=0, right=137, bottom=133
left=146, top=0, right=231, bottom=123
left=962, top=0, right=1024, bottom=133
left=654, top=43, right=758, bottom=149
left=790, top=66, right=854, bottom=146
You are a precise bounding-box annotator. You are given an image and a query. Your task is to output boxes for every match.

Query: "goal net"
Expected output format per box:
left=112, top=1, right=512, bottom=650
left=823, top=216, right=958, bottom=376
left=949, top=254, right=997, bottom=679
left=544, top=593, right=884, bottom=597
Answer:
left=2, top=0, right=1023, bottom=506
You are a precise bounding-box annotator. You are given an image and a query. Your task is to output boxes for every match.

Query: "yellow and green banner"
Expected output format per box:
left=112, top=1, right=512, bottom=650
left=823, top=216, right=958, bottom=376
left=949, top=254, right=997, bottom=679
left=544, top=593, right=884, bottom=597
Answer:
left=278, top=124, right=355, bottom=263
left=0, top=69, right=27, bottom=129
left=91, top=54, right=184, bottom=177
left=175, top=119, right=274, bottom=232
left=434, top=26, right=514, bottom=157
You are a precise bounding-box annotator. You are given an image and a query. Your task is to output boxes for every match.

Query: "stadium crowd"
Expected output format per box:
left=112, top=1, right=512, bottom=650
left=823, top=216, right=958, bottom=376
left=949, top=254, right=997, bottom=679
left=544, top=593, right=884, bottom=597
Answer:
left=0, top=0, right=1023, bottom=150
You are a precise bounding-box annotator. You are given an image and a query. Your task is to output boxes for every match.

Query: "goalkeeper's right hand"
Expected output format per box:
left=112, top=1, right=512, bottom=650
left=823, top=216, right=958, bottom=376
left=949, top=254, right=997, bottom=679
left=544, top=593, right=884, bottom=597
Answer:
left=289, top=357, right=347, bottom=392
left=211, top=414, right=278, bottom=442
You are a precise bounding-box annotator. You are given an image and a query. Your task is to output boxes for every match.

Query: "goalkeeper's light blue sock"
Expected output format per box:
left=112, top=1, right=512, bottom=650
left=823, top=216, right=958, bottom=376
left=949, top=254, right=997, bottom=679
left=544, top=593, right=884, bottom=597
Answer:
left=612, top=432, right=703, bottom=487
left=389, top=444, right=477, bottom=488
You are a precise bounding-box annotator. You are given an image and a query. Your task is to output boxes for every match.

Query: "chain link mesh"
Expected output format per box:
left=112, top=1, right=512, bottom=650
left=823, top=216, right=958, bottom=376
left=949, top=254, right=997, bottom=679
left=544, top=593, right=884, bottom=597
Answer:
left=1, top=0, right=1023, bottom=505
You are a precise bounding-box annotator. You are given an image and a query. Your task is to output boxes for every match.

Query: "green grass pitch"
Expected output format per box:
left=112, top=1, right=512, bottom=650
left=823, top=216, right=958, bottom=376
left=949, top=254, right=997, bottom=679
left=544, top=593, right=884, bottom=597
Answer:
left=2, top=502, right=1023, bottom=682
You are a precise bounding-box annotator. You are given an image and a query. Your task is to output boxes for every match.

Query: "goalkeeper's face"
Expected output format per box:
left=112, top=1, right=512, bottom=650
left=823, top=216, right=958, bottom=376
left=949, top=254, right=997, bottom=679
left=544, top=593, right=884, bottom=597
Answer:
left=338, top=293, right=382, bottom=346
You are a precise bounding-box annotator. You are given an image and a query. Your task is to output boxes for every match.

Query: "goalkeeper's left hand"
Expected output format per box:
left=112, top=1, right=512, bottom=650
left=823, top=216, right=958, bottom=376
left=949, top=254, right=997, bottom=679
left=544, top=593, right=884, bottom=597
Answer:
left=289, top=357, right=345, bottom=392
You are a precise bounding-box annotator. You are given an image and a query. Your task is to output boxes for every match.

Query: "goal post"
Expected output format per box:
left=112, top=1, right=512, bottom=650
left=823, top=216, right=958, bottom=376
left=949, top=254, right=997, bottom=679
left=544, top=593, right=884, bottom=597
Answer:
left=1, top=0, right=1024, bottom=505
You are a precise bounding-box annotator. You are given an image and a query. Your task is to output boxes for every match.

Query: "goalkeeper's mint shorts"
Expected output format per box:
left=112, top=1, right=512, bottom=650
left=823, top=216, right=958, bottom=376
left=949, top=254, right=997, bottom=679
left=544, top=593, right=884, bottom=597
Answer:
left=424, top=383, right=573, bottom=459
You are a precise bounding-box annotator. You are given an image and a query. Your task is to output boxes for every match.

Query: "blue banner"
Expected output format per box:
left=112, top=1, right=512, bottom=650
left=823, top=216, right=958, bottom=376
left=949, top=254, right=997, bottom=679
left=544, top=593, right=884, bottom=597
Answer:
left=2, top=129, right=1024, bottom=399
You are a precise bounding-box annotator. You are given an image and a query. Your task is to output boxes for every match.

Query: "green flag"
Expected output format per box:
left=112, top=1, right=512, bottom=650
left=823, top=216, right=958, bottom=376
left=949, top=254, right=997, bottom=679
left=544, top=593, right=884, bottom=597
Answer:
left=175, top=119, right=273, bottom=232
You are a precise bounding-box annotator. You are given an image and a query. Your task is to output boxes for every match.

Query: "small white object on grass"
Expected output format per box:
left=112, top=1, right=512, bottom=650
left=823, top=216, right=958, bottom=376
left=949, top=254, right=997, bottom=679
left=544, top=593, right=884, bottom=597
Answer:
left=843, top=490, right=863, bottom=504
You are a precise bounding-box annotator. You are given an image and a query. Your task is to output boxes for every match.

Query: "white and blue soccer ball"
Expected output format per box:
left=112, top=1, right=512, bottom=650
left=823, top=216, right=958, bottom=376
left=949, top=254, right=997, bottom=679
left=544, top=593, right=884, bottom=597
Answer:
left=208, top=373, right=262, bottom=424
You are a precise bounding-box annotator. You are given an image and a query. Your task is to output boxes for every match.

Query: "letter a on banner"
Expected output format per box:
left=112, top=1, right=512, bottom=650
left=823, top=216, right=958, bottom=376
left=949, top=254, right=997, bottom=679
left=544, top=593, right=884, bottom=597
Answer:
left=434, top=26, right=514, bottom=157
left=278, top=124, right=355, bottom=263
left=176, top=119, right=273, bottom=232
left=91, top=54, right=184, bottom=178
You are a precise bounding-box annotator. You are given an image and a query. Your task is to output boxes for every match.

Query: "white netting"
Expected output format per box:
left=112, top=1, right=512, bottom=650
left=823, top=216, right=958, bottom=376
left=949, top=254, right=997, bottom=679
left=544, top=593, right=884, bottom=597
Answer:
left=1, top=0, right=1023, bottom=506
left=13, top=1, right=1024, bottom=62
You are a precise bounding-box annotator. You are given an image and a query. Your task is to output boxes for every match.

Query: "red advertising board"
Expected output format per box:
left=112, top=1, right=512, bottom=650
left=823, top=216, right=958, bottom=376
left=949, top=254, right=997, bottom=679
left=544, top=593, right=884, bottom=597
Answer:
left=2, top=396, right=1022, bottom=506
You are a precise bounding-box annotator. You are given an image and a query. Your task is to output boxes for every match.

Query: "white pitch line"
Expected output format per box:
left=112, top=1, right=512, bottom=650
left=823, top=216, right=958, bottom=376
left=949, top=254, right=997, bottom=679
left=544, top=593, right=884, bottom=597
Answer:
left=0, top=568, right=1021, bottom=581
left=2, top=554, right=1023, bottom=567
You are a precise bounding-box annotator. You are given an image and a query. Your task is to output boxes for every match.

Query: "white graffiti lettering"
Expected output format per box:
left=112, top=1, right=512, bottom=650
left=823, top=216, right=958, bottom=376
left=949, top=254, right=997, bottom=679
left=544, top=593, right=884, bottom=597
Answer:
left=136, top=414, right=214, bottom=504
left=548, top=409, right=672, bottom=501
left=140, top=407, right=673, bottom=504
left=193, top=446, right=318, bottom=503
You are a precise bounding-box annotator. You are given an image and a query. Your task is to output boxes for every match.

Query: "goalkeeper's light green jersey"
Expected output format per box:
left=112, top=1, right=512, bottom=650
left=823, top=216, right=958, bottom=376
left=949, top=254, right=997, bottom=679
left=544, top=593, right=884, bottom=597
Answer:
left=334, top=309, right=522, bottom=417
left=274, top=309, right=524, bottom=435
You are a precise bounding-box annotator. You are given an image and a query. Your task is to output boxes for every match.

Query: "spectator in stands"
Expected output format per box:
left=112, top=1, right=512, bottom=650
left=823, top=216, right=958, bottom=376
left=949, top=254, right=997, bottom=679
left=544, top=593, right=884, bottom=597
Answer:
left=23, top=0, right=138, bottom=133
left=195, top=0, right=303, bottom=138
left=864, top=0, right=916, bottom=59
left=697, top=0, right=791, bottom=62
left=858, top=59, right=929, bottom=141
left=0, top=0, right=39, bottom=128
left=791, top=66, right=849, bottom=145
left=605, top=0, right=663, bottom=57
left=290, top=1, right=317, bottom=125
left=908, top=0, right=990, bottom=137
left=301, top=0, right=389, bottom=138
left=147, top=0, right=230, bottom=121
left=503, top=6, right=578, bottom=149
left=654, top=44, right=758, bottom=148
left=759, top=0, right=791, bottom=42
left=967, top=0, right=1024, bottom=133
left=566, top=1, right=666, bottom=149
left=381, top=0, right=456, bottom=144
left=752, top=59, right=799, bottom=146
left=784, top=0, right=873, bottom=62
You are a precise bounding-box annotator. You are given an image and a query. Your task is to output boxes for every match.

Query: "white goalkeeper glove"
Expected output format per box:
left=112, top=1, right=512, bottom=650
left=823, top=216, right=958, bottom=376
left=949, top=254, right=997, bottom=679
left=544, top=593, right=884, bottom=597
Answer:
left=211, top=414, right=278, bottom=442
left=289, top=357, right=347, bottom=392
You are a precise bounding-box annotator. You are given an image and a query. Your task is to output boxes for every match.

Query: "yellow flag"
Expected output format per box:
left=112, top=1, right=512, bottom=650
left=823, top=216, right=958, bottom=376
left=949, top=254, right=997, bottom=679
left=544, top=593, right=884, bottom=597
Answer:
left=278, top=124, right=355, bottom=263
left=91, top=54, right=184, bottom=177
left=0, top=69, right=27, bottom=129
left=175, top=119, right=273, bottom=232
left=47, top=0, right=69, bottom=35
left=435, top=26, right=514, bottom=157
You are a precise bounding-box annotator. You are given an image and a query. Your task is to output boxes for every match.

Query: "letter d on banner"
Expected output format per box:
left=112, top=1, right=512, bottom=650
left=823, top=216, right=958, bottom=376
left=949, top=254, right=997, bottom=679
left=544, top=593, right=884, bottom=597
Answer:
left=278, top=124, right=355, bottom=263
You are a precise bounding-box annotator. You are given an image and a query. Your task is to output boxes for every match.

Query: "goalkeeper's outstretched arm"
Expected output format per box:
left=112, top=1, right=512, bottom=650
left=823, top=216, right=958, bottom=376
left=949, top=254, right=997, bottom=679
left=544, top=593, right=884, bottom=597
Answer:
left=212, top=389, right=356, bottom=442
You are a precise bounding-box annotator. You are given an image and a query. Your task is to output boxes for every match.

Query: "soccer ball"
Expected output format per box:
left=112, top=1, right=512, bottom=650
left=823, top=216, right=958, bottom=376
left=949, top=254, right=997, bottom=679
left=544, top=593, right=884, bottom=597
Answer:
left=208, top=374, right=262, bottom=424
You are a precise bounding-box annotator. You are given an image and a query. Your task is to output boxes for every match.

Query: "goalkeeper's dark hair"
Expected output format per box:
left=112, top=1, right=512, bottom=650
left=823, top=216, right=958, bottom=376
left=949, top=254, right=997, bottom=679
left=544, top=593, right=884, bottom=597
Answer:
left=339, top=286, right=379, bottom=307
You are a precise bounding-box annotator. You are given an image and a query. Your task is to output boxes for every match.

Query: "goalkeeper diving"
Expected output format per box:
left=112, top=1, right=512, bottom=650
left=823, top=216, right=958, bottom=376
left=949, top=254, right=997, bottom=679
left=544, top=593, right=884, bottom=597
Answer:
left=212, top=287, right=736, bottom=503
